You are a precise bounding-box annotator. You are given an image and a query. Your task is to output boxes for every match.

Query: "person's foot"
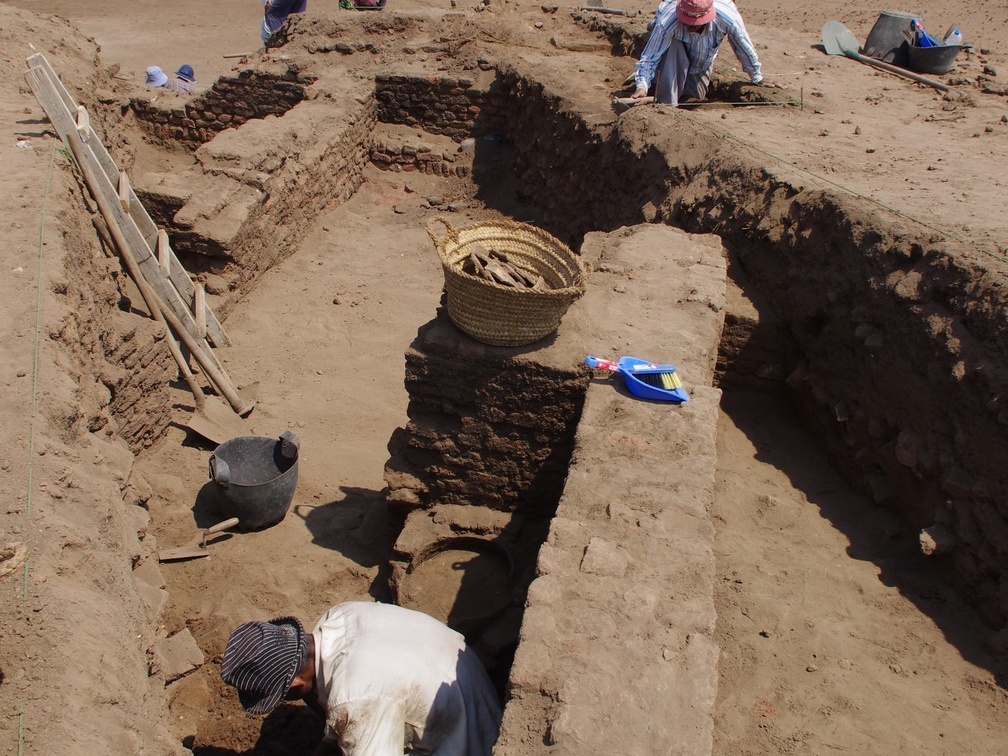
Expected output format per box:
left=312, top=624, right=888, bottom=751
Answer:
left=265, top=19, right=291, bottom=48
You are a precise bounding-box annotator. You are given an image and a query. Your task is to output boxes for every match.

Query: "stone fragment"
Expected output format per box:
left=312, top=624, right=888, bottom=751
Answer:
left=579, top=537, right=628, bottom=577
left=919, top=525, right=955, bottom=556
left=136, top=581, right=168, bottom=623
left=153, top=629, right=204, bottom=683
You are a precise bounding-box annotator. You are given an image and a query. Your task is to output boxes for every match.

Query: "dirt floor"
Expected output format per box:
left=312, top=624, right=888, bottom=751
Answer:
left=2, top=0, right=1008, bottom=754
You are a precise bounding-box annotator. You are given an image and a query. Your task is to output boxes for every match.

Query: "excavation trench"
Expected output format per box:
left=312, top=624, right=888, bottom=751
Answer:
left=100, top=56, right=1008, bottom=753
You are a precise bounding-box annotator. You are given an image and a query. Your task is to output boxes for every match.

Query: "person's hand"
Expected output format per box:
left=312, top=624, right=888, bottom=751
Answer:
left=630, top=86, right=649, bottom=99
left=757, top=79, right=785, bottom=89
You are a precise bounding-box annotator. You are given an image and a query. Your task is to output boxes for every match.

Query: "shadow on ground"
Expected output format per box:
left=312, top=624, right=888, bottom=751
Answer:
left=721, top=386, right=1008, bottom=690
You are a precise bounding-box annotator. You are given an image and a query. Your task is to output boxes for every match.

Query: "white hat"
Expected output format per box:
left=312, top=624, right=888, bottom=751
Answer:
left=145, top=66, right=168, bottom=87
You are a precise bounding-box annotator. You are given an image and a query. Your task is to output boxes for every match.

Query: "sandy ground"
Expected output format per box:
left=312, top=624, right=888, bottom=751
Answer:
left=1, top=0, right=1008, bottom=753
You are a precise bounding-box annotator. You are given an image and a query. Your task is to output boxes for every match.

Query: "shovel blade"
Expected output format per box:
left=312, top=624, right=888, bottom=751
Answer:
left=186, top=395, right=253, bottom=445
left=158, top=545, right=210, bottom=562
left=822, top=20, right=860, bottom=58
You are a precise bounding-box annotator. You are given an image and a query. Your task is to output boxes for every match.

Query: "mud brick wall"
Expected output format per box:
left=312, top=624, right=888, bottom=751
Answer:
left=105, top=321, right=175, bottom=450
left=130, top=70, right=307, bottom=150
left=56, top=214, right=175, bottom=454
left=226, top=97, right=375, bottom=290
left=374, top=74, right=508, bottom=141
left=370, top=139, right=469, bottom=177
left=384, top=320, right=587, bottom=518
left=491, top=68, right=648, bottom=247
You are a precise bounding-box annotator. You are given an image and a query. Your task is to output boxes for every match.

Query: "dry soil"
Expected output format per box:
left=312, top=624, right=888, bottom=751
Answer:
left=1, top=0, right=1007, bottom=754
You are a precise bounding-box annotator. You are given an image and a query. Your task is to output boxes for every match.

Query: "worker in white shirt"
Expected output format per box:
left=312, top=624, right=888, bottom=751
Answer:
left=221, top=601, right=503, bottom=755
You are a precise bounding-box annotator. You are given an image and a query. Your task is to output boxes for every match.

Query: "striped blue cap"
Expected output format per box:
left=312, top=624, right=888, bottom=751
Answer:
left=220, top=616, right=305, bottom=715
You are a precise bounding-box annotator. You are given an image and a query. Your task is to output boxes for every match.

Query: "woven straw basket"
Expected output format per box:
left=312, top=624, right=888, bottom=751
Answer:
left=426, top=217, right=586, bottom=347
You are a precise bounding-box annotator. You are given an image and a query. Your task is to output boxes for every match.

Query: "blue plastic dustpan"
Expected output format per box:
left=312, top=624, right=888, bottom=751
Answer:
left=585, top=355, right=689, bottom=403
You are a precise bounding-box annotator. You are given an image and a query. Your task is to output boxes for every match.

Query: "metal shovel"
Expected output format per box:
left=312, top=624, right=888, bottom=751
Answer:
left=158, top=517, right=240, bottom=562
left=821, top=20, right=951, bottom=92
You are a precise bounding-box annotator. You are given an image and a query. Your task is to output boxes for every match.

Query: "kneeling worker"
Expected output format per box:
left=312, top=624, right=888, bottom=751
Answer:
left=631, top=0, right=779, bottom=106
left=221, top=601, right=503, bottom=755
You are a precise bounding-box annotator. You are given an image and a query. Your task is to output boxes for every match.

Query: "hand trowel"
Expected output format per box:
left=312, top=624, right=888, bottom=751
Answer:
left=158, top=517, right=240, bottom=562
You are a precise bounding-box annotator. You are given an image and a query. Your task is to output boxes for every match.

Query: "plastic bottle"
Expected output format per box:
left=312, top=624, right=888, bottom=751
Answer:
left=944, top=28, right=963, bottom=47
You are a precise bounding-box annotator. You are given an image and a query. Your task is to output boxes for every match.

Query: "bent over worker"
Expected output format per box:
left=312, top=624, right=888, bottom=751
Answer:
left=221, top=601, right=503, bottom=755
left=631, top=0, right=779, bottom=106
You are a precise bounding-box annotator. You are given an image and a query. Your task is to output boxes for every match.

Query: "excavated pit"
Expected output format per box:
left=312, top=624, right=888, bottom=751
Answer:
left=125, top=64, right=1008, bottom=624
left=80, top=35, right=1008, bottom=754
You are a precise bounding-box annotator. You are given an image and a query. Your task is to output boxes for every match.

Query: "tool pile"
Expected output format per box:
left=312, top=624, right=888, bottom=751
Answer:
left=462, top=242, right=548, bottom=290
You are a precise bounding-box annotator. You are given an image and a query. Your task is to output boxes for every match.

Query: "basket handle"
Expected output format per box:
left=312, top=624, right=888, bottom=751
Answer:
left=426, top=216, right=459, bottom=250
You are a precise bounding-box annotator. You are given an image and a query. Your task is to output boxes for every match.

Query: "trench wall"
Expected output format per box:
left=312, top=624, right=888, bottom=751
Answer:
left=685, top=182, right=1008, bottom=626
left=6, top=159, right=189, bottom=754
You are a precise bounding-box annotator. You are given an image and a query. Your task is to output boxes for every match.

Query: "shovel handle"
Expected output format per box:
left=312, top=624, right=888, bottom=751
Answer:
left=847, top=49, right=951, bottom=92
left=206, top=517, right=240, bottom=536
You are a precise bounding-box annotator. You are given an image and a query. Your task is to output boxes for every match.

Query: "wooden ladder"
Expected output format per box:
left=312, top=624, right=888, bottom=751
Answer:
left=24, top=53, right=245, bottom=396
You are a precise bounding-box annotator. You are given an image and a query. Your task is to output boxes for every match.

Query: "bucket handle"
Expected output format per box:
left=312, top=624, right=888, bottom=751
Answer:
left=209, top=454, right=230, bottom=488
left=279, top=430, right=300, bottom=461
left=425, top=216, right=459, bottom=265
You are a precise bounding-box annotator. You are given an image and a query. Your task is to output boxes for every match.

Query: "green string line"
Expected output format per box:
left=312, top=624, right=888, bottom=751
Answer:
left=18, top=143, right=57, bottom=756
left=677, top=108, right=1007, bottom=265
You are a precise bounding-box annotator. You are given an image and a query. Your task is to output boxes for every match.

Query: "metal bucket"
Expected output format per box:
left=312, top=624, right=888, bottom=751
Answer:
left=907, top=43, right=962, bottom=74
left=209, top=431, right=300, bottom=530
left=863, top=10, right=916, bottom=66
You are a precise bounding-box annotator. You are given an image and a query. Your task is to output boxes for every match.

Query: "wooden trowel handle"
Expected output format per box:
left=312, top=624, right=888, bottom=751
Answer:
left=205, top=517, right=240, bottom=536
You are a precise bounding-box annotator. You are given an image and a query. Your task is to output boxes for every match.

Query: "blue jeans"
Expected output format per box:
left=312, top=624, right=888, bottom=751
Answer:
left=655, top=40, right=713, bottom=106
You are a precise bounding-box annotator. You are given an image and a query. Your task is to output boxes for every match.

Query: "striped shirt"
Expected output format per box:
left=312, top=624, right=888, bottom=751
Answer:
left=634, top=0, right=763, bottom=91
left=162, top=79, right=194, bottom=94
